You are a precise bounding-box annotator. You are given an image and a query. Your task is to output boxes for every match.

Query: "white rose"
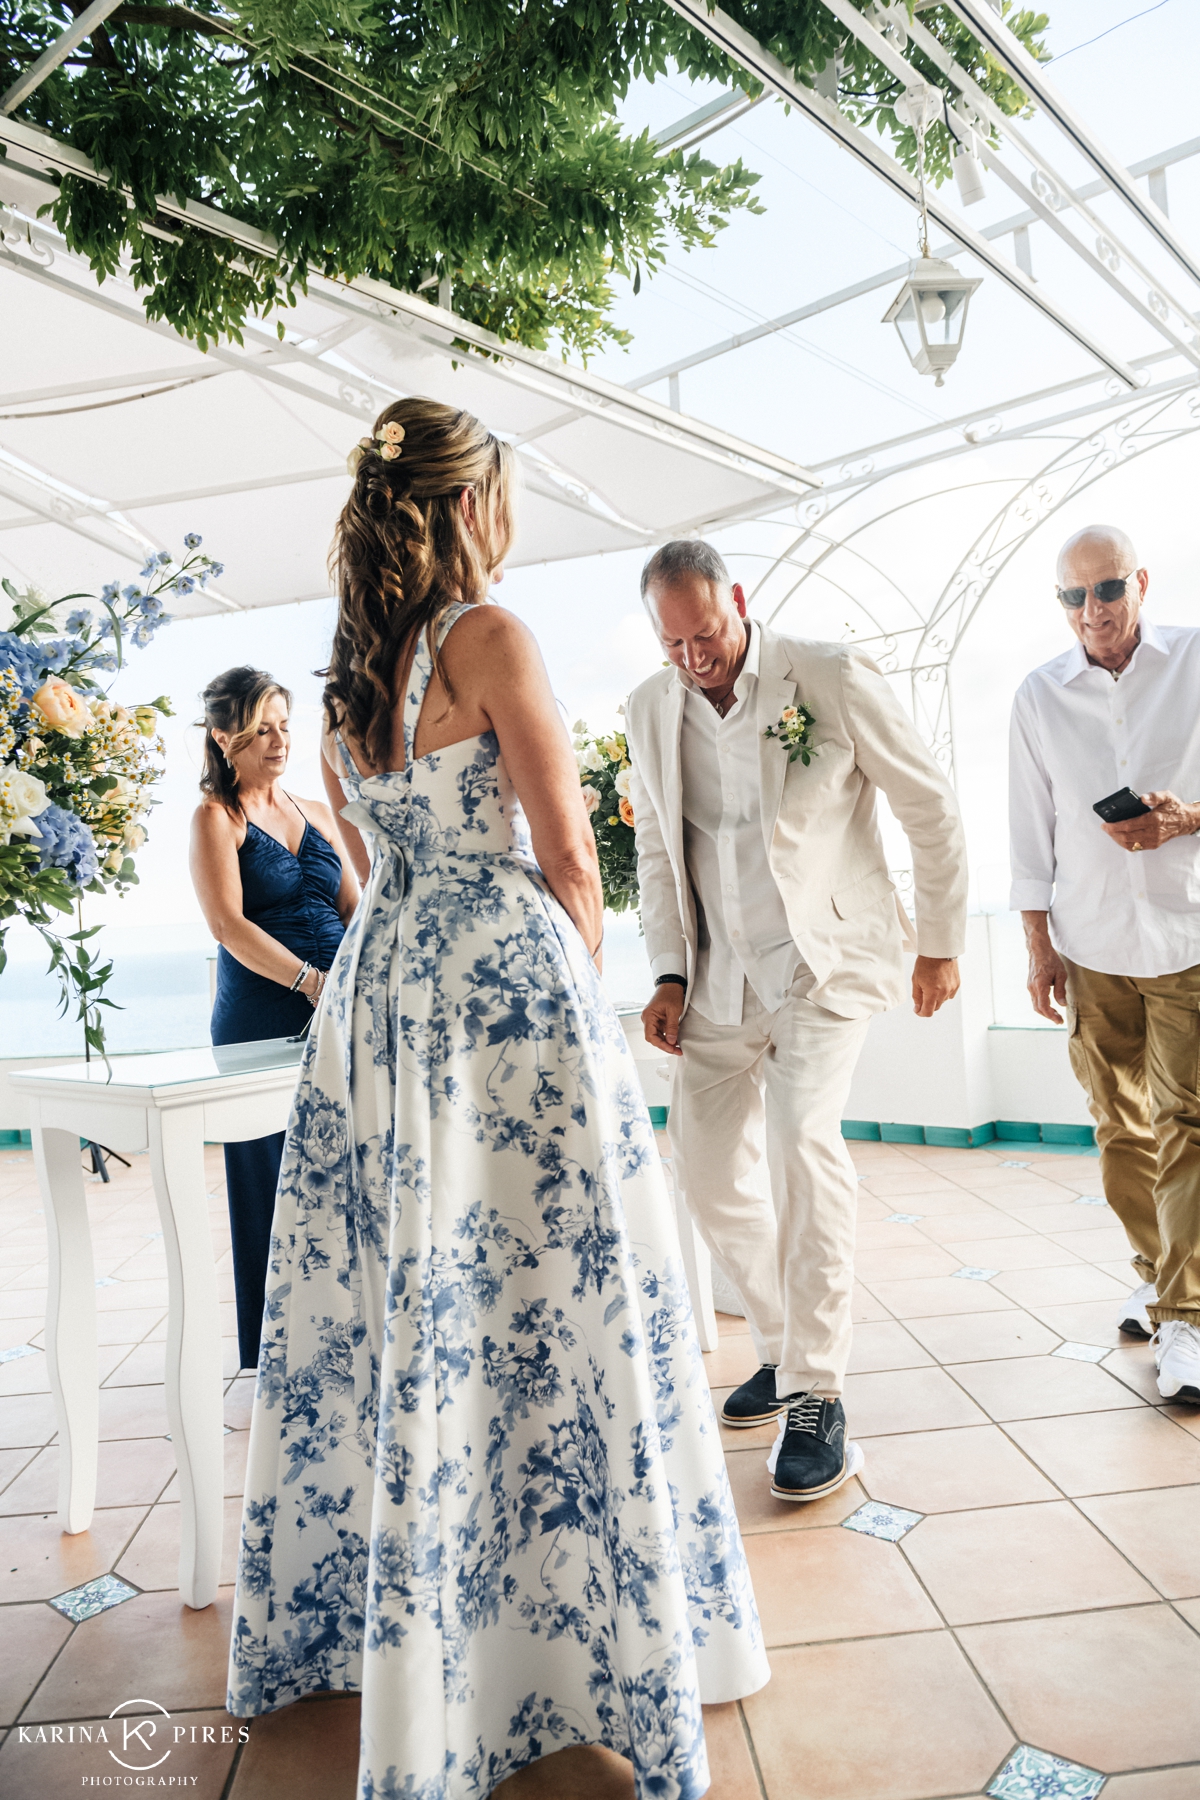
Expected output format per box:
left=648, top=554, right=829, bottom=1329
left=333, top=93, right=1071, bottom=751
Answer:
left=614, top=764, right=633, bottom=798
left=107, top=776, right=137, bottom=807
left=0, top=765, right=48, bottom=841
left=580, top=784, right=601, bottom=815
left=579, top=743, right=606, bottom=773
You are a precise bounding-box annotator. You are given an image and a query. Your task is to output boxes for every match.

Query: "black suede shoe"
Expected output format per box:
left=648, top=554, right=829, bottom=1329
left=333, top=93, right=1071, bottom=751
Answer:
left=721, top=1363, right=786, bottom=1429
left=770, top=1393, right=862, bottom=1502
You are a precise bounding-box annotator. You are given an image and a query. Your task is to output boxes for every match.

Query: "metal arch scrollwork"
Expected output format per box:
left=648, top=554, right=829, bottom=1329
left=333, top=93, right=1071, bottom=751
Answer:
left=911, top=381, right=1200, bottom=778
left=723, top=381, right=1200, bottom=791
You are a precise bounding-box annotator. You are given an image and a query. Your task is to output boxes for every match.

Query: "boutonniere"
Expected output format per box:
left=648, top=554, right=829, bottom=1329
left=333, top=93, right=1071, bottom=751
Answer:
left=765, top=703, right=818, bottom=766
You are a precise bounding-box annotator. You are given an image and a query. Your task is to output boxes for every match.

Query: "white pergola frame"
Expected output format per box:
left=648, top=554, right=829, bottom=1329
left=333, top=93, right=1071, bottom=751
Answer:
left=4, top=0, right=1198, bottom=776
left=649, top=0, right=1200, bottom=785
left=0, top=109, right=820, bottom=601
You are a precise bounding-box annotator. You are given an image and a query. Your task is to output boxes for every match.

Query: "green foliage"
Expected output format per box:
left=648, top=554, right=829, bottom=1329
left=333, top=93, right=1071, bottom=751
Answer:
left=1, top=1, right=1048, bottom=360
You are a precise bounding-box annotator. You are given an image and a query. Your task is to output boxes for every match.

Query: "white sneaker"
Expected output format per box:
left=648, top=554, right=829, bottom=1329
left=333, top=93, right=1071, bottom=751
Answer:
left=1153, top=1320, right=1200, bottom=1404
left=1116, top=1279, right=1157, bottom=1338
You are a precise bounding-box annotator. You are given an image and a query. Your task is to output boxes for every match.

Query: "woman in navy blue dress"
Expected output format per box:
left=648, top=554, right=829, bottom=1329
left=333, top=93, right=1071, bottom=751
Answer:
left=190, top=666, right=359, bottom=1368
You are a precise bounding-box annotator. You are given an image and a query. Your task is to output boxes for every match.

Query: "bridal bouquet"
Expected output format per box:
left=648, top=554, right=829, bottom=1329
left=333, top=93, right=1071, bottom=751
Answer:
left=0, top=537, right=220, bottom=1055
left=572, top=720, right=639, bottom=915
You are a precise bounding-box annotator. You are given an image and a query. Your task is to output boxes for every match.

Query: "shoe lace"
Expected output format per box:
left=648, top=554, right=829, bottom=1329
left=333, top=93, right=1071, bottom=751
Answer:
left=1160, top=1320, right=1200, bottom=1363
left=785, top=1391, right=823, bottom=1436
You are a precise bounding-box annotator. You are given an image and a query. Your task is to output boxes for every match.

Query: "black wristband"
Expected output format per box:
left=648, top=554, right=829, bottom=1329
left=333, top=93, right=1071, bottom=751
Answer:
left=655, top=973, right=687, bottom=990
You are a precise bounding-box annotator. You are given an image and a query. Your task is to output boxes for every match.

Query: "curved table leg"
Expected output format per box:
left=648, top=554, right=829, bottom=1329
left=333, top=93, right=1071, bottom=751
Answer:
left=149, top=1105, right=224, bottom=1610
left=32, top=1108, right=99, bottom=1536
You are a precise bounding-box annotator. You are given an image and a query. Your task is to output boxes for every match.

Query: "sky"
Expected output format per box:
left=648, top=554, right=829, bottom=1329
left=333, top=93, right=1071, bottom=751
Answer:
left=5, top=0, right=1200, bottom=1028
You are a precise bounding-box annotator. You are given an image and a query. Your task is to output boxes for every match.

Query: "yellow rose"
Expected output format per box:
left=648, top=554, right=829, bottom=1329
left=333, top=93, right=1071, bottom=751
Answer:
left=618, top=796, right=635, bottom=829
left=600, top=736, right=622, bottom=763
left=32, top=678, right=92, bottom=739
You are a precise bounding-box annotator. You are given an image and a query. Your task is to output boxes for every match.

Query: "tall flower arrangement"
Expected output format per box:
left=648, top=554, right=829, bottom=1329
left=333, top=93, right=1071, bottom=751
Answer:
left=0, top=537, right=222, bottom=1058
left=572, top=719, right=639, bottom=915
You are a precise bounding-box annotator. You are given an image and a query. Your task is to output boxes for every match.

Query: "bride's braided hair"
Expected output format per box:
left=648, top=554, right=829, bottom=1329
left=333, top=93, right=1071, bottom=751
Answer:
left=323, top=398, right=515, bottom=771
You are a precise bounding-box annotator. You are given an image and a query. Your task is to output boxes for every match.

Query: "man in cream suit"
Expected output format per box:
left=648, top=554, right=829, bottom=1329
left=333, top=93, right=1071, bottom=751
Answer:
left=626, top=540, right=968, bottom=1501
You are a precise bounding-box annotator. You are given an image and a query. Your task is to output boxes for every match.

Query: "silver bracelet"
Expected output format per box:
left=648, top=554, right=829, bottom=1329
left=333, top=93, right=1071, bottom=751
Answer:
left=289, top=961, right=312, bottom=993
left=307, top=969, right=326, bottom=1009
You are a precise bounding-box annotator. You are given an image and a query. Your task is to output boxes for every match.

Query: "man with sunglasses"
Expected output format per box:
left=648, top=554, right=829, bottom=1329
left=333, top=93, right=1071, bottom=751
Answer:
left=1009, top=523, right=1200, bottom=1404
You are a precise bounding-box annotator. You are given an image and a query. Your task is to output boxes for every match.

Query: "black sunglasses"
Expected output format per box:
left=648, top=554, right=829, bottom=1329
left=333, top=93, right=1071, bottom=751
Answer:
left=1056, top=572, right=1137, bottom=609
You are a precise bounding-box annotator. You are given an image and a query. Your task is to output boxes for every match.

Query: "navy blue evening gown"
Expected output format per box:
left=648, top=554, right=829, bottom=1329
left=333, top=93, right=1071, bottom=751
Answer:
left=211, top=807, right=344, bottom=1368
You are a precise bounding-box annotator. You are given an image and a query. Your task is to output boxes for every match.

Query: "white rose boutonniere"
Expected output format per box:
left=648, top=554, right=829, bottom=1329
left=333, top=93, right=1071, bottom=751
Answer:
left=765, top=702, right=818, bottom=766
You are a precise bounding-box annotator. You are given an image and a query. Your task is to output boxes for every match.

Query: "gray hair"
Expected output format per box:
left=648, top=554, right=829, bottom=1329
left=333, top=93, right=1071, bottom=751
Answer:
left=640, top=538, right=731, bottom=601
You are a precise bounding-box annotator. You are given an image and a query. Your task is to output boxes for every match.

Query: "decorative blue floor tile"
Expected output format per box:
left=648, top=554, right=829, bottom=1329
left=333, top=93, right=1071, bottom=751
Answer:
left=0, top=1344, right=37, bottom=1365
left=954, top=1266, right=1000, bottom=1281
left=1075, top=1194, right=1108, bottom=1207
left=842, top=1500, right=923, bottom=1542
left=49, top=1574, right=138, bottom=1623
left=1000, top=1159, right=1032, bottom=1168
left=987, top=1743, right=1105, bottom=1798
left=1053, top=1341, right=1110, bottom=1363
left=886, top=1211, right=923, bottom=1224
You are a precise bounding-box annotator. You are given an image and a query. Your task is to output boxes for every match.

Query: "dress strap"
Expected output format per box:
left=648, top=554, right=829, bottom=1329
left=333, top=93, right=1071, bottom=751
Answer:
left=400, top=601, right=474, bottom=765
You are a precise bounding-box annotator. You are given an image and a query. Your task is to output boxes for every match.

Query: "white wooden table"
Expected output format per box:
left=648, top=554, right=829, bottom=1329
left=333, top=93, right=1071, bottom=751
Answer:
left=12, top=1038, right=305, bottom=1610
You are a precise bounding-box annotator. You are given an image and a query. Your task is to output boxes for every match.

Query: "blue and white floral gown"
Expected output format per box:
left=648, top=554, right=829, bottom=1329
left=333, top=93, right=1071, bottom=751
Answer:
left=227, top=604, right=768, bottom=1800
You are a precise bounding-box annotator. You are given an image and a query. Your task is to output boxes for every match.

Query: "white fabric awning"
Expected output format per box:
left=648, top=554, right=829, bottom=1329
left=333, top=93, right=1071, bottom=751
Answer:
left=0, top=116, right=817, bottom=619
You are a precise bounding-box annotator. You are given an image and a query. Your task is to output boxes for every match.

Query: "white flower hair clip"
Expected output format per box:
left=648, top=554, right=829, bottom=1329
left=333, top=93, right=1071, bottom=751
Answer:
left=347, top=420, right=406, bottom=473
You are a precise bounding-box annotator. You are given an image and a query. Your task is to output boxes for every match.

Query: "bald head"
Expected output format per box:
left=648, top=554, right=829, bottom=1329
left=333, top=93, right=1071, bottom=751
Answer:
left=1055, top=523, right=1147, bottom=673
left=1057, top=525, right=1137, bottom=585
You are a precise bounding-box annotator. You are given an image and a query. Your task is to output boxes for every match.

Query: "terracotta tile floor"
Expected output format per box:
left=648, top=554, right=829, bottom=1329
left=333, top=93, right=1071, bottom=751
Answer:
left=0, top=1137, right=1198, bottom=1798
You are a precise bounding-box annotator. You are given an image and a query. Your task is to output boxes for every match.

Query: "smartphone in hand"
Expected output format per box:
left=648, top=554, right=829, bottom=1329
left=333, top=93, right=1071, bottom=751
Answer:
left=1093, top=787, right=1152, bottom=823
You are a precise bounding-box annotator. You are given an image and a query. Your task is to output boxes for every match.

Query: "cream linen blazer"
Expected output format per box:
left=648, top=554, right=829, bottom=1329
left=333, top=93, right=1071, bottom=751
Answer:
left=624, top=625, right=969, bottom=1020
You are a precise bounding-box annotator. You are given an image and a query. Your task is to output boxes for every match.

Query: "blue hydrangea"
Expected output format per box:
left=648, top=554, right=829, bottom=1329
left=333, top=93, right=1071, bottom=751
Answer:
left=139, top=555, right=158, bottom=580
left=172, top=574, right=195, bottom=596
left=139, top=595, right=166, bottom=619
left=30, top=804, right=99, bottom=888
left=38, top=638, right=82, bottom=673
left=0, top=631, right=45, bottom=698
left=208, top=561, right=225, bottom=578
left=121, top=585, right=143, bottom=605
left=184, top=532, right=202, bottom=549
left=100, top=581, right=120, bottom=604
left=65, top=609, right=91, bottom=635
left=92, top=652, right=118, bottom=673
left=96, top=617, right=115, bottom=641
left=130, top=621, right=155, bottom=648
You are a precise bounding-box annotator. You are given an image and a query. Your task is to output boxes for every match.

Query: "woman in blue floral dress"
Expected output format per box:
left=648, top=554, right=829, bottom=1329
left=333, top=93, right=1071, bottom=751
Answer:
left=227, top=399, right=768, bottom=1798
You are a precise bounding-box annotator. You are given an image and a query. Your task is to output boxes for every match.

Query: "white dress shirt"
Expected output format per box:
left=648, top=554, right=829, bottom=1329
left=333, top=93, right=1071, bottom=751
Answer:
left=651, top=621, right=804, bottom=1023
left=1009, top=617, right=1200, bottom=977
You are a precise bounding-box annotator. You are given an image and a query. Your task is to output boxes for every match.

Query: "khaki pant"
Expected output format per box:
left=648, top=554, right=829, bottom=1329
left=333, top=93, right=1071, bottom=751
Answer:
left=668, top=973, right=870, bottom=1398
left=1064, top=956, right=1200, bottom=1324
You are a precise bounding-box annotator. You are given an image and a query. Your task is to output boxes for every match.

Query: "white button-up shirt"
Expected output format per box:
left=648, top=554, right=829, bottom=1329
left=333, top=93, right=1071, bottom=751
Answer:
left=1009, top=617, right=1200, bottom=977
left=651, top=621, right=803, bottom=1024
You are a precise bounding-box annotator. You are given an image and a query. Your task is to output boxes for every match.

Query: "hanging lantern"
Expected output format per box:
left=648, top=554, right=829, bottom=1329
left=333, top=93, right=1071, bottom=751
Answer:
left=883, top=257, right=982, bottom=386
left=885, top=83, right=983, bottom=386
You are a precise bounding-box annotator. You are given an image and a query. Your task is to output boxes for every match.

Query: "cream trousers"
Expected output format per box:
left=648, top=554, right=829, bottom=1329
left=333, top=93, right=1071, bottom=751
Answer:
left=668, top=975, right=870, bottom=1398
